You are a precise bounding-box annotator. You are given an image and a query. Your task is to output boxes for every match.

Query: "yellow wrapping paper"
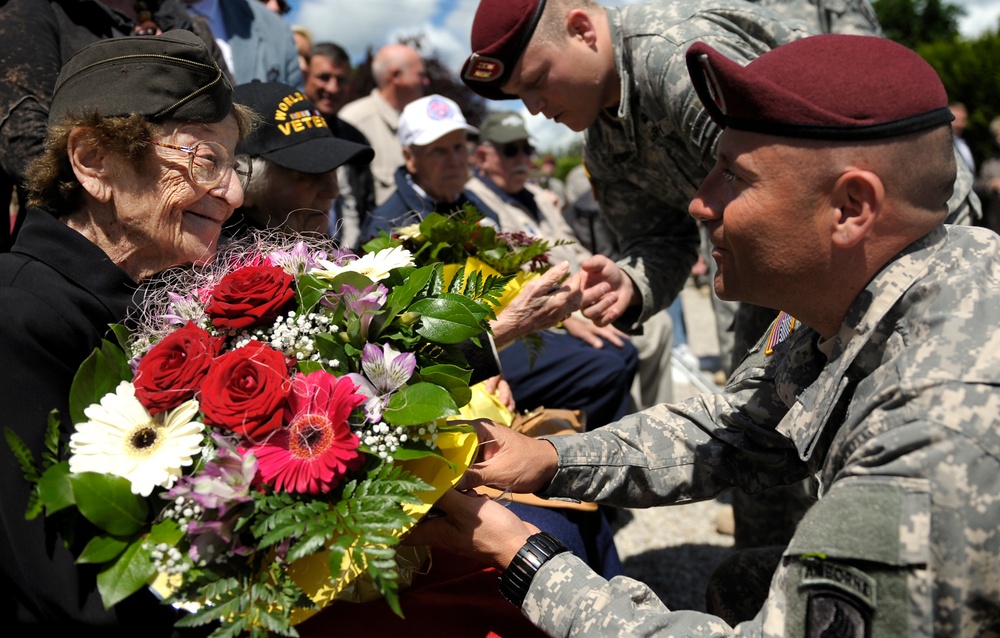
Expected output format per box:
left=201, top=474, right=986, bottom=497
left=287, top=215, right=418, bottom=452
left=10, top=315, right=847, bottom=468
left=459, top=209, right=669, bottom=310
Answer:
left=441, top=257, right=539, bottom=314
left=455, top=381, right=514, bottom=426
left=287, top=427, right=478, bottom=624
left=150, top=428, right=479, bottom=626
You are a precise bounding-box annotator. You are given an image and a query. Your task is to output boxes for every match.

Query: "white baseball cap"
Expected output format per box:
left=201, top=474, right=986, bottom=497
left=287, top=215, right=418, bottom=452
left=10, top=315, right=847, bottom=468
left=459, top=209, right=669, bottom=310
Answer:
left=398, top=94, right=479, bottom=147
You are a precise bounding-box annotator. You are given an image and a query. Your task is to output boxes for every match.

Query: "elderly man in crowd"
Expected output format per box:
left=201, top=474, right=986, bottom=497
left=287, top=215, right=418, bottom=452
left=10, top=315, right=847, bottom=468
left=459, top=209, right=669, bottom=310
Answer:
left=467, top=111, right=675, bottom=411
left=225, top=82, right=373, bottom=237
left=411, top=33, right=1000, bottom=637
left=339, top=43, right=429, bottom=207
left=363, top=94, right=639, bottom=435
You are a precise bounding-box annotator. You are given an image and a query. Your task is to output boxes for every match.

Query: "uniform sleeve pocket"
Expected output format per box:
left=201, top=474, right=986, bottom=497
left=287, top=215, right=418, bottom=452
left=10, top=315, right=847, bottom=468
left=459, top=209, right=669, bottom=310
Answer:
left=781, top=476, right=931, bottom=637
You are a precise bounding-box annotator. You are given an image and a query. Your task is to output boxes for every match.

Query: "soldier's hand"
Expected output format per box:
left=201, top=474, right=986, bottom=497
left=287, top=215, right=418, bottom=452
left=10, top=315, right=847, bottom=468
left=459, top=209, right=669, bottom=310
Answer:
left=403, top=489, right=537, bottom=570
left=579, top=255, right=636, bottom=326
left=453, top=419, right=558, bottom=494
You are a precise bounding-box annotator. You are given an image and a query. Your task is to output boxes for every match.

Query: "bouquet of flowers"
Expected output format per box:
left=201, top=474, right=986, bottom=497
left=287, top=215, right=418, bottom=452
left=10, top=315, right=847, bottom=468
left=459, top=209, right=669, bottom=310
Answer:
left=7, top=234, right=511, bottom=637
left=363, top=204, right=572, bottom=315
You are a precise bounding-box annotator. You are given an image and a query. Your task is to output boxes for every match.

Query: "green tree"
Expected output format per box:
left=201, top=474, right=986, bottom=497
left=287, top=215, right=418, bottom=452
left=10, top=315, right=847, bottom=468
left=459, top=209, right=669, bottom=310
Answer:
left=918, top=26, right=1000, bottom=165
left=873, top=0, right=965, bottom=48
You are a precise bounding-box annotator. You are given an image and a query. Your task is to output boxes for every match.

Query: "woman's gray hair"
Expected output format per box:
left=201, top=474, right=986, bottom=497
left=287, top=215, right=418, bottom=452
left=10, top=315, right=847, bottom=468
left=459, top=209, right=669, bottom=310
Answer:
left=25, top=104, right=256, bottom=213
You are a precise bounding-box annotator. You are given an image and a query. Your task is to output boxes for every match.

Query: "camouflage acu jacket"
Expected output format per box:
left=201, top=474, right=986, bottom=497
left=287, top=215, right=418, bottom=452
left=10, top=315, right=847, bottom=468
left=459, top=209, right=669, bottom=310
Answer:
left=586, top=0, right=978, bottom=331
left=532, top=225, right=1000, bottom=636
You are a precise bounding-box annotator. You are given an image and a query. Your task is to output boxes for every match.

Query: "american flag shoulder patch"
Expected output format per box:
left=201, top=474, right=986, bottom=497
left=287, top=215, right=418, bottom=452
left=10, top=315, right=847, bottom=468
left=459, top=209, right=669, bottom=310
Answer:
left=765, top=311, right=797, bottom=355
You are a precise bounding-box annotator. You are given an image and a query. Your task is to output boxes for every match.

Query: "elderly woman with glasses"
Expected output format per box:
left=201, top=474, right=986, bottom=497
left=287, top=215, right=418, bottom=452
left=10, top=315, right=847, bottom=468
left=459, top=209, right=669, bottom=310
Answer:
left=0, top=31, right=253, bottom=632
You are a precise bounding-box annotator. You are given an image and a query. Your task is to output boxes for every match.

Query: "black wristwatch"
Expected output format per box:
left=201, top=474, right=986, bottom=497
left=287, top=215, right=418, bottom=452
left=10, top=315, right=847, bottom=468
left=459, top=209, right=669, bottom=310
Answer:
left=498, top=531, right=569, bottom=607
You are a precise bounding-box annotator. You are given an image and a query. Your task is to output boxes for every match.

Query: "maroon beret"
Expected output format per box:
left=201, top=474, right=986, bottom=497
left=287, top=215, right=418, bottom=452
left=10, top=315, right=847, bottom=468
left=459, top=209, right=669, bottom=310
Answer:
left=461, top=0, right=547, bottom=100
left=686, top=34, right=953, bottom=141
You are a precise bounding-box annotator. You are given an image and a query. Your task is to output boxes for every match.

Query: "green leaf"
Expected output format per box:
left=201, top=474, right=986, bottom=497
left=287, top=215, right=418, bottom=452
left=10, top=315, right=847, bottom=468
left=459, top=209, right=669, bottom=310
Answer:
left=383, top=382, right=458, bottom=426
left=326, top=270, right=377, bottom=296
left=417, top=364, right=473, bottom=408
left=77, top=534, right=130, bottom=564
left=361, top=232, right=399, bottom=254
left=386, top=264, right=435, bottom=314
left=70, top=472, right=149, bottom=536
left=38, top=461, right=75, bottom=515
left=295, top=273, right=333, bottom=314
left=408, top=297, right=486, bottom=344
left=69, top=343, right=130, bottom=426
left=5, top=426, right=40, bottom=483
left=314, top=333, right=350, bottom=370
left=96, top=538, right=156, bottom=608
left=148, top=518, right=184, bottom=546
left=108, top=323, right=133, bottom=356
left=43, top=410, right=63, bottom=468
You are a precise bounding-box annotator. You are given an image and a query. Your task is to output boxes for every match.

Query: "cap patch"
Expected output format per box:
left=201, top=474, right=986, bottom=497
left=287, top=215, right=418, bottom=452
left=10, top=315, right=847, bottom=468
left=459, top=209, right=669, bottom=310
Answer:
left=464, top=54, right=505, bottom=83
left=427, top=97, right=457, bottom=121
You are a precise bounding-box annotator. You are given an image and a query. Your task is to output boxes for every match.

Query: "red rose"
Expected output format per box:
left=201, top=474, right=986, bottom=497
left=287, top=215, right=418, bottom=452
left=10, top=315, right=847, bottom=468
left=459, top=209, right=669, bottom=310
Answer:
left=206, top=265, right=296, bottom=330
left=200, top=341, right=290, bottom=440
left=134, top=322, right=223, bottom=414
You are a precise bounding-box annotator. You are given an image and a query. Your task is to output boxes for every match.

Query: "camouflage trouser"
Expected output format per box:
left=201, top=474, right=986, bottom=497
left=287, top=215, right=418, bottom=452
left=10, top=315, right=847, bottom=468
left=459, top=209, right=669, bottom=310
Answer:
left=705, top=545, right=785, bottom=625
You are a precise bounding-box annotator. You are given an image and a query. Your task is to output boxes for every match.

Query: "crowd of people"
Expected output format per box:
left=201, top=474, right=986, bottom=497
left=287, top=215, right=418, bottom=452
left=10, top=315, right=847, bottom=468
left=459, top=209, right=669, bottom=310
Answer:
left=1, top=0, right=999, bottom=636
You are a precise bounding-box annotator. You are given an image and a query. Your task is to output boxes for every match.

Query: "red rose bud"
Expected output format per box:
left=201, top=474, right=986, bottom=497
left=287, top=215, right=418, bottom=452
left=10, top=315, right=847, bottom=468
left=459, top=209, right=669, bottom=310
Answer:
left=200, top=341, right=290, bottom=440
left=134, top=322, right=223, bottom=414
left=206, top=265, right=296, bottom=331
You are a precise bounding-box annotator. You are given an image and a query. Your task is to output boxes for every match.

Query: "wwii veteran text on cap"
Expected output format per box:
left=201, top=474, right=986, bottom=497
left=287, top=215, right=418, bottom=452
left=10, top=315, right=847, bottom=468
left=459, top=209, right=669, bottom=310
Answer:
left=234, top=81, right=373, bottom=174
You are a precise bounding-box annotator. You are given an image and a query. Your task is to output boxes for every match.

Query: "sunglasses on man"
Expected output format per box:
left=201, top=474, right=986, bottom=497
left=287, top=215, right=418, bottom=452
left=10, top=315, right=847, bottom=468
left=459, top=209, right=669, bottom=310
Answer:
left=494, top=142, right=535, bottom=158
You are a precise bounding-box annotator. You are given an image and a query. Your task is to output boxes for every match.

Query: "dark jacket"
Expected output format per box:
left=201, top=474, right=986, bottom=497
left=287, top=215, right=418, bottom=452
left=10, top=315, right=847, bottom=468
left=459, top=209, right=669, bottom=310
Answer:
left=0, top=209, right=194, bottom=633
left=359, top=166, right=498, bottom=243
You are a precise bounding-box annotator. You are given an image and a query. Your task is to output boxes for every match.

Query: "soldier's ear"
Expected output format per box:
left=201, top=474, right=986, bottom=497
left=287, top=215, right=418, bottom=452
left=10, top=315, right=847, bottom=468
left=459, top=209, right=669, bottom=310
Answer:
left=566, top=9, right=597, bottom=47
left=829, top=169, right=883, bottom=248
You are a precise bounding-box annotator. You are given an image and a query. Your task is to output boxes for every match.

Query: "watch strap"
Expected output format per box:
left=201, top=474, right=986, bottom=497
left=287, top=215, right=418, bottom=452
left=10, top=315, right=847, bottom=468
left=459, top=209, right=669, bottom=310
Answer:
left=498, top=531, right=569, bottom=607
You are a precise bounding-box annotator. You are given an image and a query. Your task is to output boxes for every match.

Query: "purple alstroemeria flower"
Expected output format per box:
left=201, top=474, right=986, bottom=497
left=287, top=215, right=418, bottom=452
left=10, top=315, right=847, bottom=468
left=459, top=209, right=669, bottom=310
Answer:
left=346, top=342, right=416, bottom=423
left=334, top=283, right=388, bottom=340
left=162, top=291, right=205, bottom=326
left=165, top=433, right=258, bottom=564
left=268, top=241, right=327, bottom=275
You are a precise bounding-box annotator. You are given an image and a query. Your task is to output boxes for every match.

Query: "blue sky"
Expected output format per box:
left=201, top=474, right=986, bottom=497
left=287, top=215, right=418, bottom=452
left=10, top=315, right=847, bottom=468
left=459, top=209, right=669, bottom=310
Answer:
left=287, top=0, right=1000, bottom=152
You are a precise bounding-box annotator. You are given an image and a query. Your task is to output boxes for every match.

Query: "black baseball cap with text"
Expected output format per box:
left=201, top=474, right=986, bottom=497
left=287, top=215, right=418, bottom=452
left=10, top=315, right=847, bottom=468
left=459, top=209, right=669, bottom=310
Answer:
left=234, top=81, right=373, bottom=173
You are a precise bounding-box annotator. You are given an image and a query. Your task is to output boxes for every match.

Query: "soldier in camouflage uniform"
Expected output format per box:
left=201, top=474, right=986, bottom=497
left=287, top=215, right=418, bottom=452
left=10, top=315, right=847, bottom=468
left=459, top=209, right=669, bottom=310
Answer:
left=410, top=34, right=1000, bottom=636
left=461, top=0, right=979, bottom=331
left=462, top=0, right=982, bottom=565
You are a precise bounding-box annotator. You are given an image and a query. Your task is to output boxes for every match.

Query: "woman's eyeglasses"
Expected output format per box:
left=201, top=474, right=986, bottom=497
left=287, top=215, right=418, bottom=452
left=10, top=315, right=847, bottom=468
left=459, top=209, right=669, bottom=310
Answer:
left=495, top=142, right=535, bottom=158
left=152, top=141, right=252, bottom=190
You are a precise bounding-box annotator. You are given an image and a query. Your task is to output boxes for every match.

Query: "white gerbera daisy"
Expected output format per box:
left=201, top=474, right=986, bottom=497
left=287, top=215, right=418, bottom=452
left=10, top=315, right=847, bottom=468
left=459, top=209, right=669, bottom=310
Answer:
left=69, top=381, right=205, bottom=497
left=395, top=224, right=423, bottom=241
left=313, top=245, right=413, bottom=282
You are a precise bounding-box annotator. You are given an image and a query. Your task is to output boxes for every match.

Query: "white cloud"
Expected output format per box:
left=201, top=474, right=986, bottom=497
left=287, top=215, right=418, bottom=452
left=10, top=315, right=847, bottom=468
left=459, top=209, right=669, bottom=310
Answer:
left=294, top=0, right=438, bottom=60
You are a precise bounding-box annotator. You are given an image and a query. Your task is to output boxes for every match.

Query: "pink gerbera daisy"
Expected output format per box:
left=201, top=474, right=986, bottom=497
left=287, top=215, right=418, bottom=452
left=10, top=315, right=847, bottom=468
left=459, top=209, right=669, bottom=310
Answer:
left=252, top=371, right=366, bottom=494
